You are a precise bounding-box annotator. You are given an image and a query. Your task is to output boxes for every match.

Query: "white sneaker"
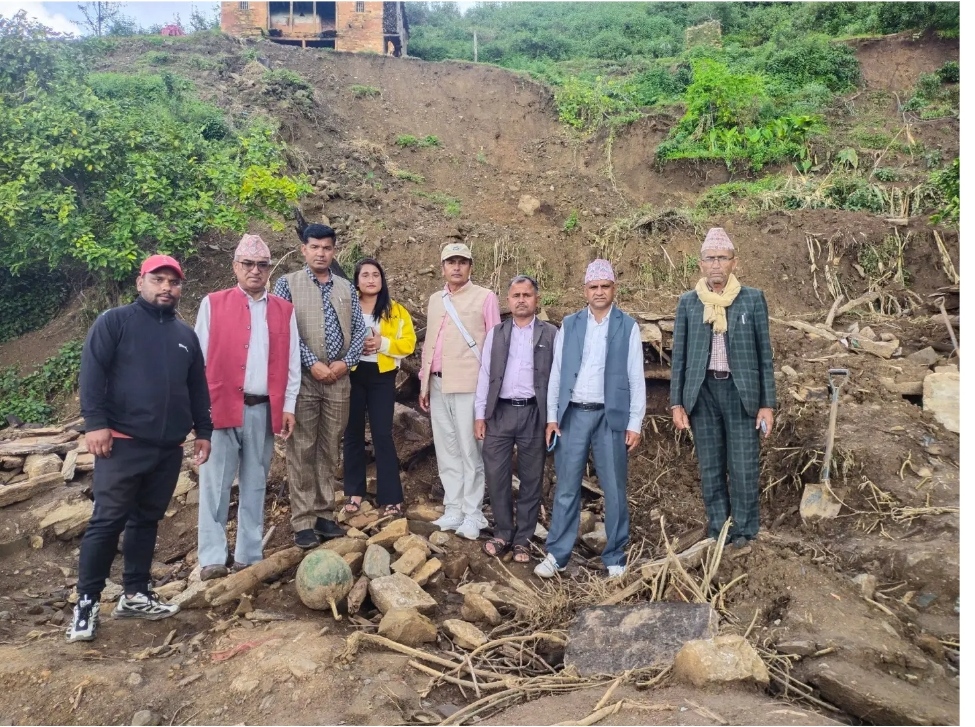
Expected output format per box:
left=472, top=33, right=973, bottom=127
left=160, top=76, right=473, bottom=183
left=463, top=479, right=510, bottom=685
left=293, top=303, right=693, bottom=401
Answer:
left=607, top=565, right=626, bottom=578
left=112, top=591, right=180, bottom=620
left=469, top=511, right=489, bottom=530
left=432, top=511, right=464, bottom=532
left=533, top=553, right=565, bottom=579
left=454, top=516, right=483, bottom=541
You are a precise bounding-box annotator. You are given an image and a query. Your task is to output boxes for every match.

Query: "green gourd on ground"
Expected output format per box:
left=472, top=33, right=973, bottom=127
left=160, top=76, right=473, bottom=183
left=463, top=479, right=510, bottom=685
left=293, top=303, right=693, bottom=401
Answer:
left=295, top=549, right=354, bottom=621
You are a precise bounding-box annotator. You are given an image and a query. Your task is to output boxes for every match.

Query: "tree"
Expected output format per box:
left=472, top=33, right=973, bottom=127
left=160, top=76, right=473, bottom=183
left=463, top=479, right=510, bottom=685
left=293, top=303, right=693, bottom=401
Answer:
left=189, top=4, right=220, bottom=33
left=74, top=2, right=125, bottom=37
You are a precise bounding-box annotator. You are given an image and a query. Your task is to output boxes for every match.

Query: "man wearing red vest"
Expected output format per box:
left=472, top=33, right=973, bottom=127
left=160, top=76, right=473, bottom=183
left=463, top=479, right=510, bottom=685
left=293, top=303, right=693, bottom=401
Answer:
left=194, top=235, right=301, bottom=580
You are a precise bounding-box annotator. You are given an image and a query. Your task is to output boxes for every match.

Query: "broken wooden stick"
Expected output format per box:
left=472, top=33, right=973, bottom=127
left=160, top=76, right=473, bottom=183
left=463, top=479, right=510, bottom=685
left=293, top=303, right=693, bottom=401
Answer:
left=824, top=294, right=845, bottom=330
left=935, top=296, right=959, bottom=360
left=836, top=291, right=882, bottom=316
left=205, top=546, right=305, bottom=607
left=769, top=318, right=838, bottom=340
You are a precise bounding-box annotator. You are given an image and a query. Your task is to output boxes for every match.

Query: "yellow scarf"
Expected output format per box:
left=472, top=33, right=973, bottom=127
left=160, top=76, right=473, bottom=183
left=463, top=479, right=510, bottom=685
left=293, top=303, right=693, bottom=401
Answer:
left=695, top=274, right=741, bottom=334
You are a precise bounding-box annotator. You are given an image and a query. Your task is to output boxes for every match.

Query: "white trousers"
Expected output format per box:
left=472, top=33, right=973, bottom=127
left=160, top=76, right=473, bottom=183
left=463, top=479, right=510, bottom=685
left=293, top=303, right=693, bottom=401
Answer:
left=429, top=376, right=485, bottom=518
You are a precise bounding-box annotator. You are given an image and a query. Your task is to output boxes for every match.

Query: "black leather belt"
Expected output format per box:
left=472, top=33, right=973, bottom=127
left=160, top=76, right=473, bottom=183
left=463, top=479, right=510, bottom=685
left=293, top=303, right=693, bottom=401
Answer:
left=707, top=370, right=732, bottom=380
left=243, top=394, right=271, bottom=406
left=569, top=402, right=604, bottom=411
left=432, top=371, right=443, bottom=377
left=499, top=397, right=536, bottom=407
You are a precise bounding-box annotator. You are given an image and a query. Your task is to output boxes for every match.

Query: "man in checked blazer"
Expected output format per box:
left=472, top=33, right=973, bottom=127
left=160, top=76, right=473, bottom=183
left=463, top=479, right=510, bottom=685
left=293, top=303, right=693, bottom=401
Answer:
left=670, top=228, right=776, bottom=548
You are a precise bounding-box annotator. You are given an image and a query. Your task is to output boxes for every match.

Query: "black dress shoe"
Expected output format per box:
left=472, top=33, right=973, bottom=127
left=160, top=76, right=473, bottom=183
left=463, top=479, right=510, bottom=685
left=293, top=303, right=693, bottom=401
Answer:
left=294, top=529, right=321, bottom=549
left=313, top=517, right=345, bottom=540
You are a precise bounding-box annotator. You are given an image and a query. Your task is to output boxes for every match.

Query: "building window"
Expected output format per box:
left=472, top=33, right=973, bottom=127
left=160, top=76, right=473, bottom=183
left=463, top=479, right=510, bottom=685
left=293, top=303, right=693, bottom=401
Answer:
left=239, top=1, right=249, bottom=9
left=355, top=1, right=365, bottom=12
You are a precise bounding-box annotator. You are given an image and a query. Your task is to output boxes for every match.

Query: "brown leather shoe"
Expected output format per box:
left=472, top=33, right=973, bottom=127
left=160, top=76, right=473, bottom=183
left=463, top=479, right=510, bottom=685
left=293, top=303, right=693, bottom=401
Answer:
left=200, top=565, right=229, bottom=581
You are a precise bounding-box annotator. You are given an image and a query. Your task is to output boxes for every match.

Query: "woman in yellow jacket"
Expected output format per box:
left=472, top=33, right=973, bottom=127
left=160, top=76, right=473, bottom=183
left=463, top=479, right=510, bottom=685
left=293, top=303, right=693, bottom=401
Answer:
left=343, top=257, right=417, bottom=518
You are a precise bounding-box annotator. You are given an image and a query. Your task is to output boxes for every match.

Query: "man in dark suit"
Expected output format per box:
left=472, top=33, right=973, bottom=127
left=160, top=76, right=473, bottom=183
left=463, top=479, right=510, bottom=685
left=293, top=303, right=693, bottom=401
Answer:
left=670, top=228, right=776, bottom=548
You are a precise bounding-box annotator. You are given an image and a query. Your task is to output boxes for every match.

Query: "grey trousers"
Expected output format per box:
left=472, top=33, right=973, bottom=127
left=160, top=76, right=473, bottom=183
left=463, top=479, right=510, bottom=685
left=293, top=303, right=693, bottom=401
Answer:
left=482, top=401, right=546, bottom=547
left=197, top=402, right=274, bottom=568
left=546, top=406, right=629, bottom=568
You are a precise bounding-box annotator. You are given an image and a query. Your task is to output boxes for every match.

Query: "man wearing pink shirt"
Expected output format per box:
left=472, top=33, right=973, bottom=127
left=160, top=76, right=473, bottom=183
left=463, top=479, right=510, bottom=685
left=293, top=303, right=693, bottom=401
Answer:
left=419, top=243, right=501, bottom=540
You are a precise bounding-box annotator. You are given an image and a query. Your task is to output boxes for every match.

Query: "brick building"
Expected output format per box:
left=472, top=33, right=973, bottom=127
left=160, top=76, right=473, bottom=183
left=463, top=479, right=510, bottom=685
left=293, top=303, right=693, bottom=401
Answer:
left=220, top=1, right=409, bottom=54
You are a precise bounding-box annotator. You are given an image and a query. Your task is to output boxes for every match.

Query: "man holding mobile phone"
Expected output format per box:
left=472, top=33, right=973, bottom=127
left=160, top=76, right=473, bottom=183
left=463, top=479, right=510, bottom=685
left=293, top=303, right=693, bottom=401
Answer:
left=670, top=228, right=776, bottom=550
left=474, top=276, right=557, bottom=564
left=536, top=260, right=646, bottom=580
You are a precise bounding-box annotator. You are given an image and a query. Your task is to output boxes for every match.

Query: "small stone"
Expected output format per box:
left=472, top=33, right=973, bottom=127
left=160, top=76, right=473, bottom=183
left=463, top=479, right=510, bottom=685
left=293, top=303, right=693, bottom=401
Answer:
left=368, top=573, right=438, bottom=614
left=443, top=619, right=488, bottom=650
left=518, top=195, right=540, bottom=216
left=442, top=553, right=469, bottom=580
left=323, top=537, right=368, bottom=556
left=405, top=503, right=444, bottom=522
left=100, top=580, right=124, bottom=603
left=378, top=608, right=438, bottom=646
left=0, top=611, right=11, bottom=621
left=581, top=523, right=607, bottom=552
left=578, top=510, right=597, bottom=536
left=366, top=518, right=410, bottom=548
left=131, top=710, right=160, bottom=726
left=461, top=592, right=501, bottom=626
left=390, top=547, right=427, bottom=577
left=363, top=544, right=392, bottom=579
left=394, top=534, right=431, bottom=555
left=674, top=634, right=769, bottom=687
left=23, top=453, right=62, bottom=479
left=776, top=640, right=817, bottom=657
left=852, top=573, right=877, bottom=600
left=411, top=558, right=442, bottom=587
left=346, top=511, right=379, bottom=530
left=172, top=471, right=195, bottom=497
left=29, top=535, right=43, bottom=549
left=345, top=527, right=368, bottom=539
left=36, top=498, right=94, bottom=540
left=429, top=531, right=451, bottom=547
left=154, top=580, right=187, bottom=600
left=288, top=657, right=319, bottom=678
left=343, top=551, right=364, bottom=576
left=230, top=676, right=260, bottom=694
left=916, top=633, right=944, bottom=661
left=781, top=365, right=798, bottom=378
left=906, top=347, right=939, bottom=367
left=126, top=672, right=143, bottom=687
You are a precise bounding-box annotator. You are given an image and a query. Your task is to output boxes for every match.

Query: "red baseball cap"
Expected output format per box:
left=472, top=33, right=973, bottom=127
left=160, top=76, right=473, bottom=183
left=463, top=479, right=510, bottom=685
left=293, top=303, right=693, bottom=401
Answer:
left=140, top=254, right=184, bottom=279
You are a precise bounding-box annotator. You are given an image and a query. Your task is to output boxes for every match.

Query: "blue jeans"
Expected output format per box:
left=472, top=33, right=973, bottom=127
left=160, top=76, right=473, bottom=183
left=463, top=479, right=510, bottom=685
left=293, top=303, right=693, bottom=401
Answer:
left=546, top=406, right=630, bottom=568
left=197, top=402, right=274, bottom=568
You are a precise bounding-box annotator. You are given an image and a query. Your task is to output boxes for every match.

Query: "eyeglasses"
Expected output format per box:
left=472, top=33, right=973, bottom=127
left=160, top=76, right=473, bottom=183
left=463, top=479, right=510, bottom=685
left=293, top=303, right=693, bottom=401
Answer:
left=702, top=255, right=735, bottom=265
left=237, top=259, right=271, bottom=271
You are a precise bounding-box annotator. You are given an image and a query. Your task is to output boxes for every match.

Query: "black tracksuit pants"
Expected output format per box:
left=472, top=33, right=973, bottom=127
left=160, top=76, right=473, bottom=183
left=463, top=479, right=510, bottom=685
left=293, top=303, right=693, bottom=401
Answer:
left=77, top=438, right=183, bottom=598
left=343, top=362, right=403, bottom=506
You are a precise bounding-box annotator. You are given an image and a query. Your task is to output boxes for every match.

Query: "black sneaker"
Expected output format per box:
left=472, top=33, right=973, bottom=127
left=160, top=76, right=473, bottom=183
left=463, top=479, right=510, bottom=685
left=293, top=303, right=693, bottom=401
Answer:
left=313, top=517, right=345, bottom=540
left=66, top=594, right=100, bottom=642
left=112, top=591, right=180, bottom=620
left=294, top=529, right=321, bottom=549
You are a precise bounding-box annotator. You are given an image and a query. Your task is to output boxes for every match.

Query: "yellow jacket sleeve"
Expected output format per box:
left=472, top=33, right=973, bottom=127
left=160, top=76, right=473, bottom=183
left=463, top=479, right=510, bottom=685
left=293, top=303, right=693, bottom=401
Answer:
left=378, top=301, right=417, bottom=366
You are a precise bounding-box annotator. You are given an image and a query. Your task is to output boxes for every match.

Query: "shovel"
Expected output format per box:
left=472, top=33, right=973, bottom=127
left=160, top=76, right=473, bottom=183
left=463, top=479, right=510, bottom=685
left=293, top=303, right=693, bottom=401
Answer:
left=800, top=368, right=849, bottom=522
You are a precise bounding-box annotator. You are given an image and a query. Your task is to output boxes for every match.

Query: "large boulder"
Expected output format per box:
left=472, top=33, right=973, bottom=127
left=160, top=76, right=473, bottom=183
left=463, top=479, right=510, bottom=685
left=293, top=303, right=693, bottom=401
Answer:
left=23, top=453, right=62, bottom=479
left=37, top=497, right=94, bottom=539
left=923, top=372, right=959, bottom=433
left=295, top=549, right=354, bottom=620
left=565, top=603, right=720, bottom=676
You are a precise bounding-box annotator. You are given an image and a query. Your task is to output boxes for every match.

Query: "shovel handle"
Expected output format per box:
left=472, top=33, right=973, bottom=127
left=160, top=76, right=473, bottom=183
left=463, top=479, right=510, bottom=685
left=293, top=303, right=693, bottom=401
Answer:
left=822, top=369, right=848, bottom=482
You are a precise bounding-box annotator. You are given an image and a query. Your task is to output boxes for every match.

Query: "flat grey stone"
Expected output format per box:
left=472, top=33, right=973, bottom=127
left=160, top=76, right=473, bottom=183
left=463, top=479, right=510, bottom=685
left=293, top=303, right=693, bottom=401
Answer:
left=565, top=602, right=719, bottom=676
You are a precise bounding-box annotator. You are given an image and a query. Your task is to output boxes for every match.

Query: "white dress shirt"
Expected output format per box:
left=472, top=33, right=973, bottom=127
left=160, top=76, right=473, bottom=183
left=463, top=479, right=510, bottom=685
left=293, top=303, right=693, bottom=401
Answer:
left=547, top=305, right=646, bottom=432
left=195, top=287, right=302, bottom=414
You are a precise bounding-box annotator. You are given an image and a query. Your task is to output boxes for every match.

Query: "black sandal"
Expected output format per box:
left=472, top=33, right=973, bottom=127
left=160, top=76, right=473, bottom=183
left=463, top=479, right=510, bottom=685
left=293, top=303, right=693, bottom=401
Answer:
left=512, top=544, right=531, bottom=563
left=381, top=502, right=404, bottom=518
left=482, top=538, right=510, bottom=558
left=342, top=498, right=362, bottom=514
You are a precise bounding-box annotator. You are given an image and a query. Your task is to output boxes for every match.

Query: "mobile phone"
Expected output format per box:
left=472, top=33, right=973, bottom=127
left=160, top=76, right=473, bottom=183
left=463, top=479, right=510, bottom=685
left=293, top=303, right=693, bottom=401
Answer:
left=547, top=433, right=559, bottom=452
left=760, top=420, right=768, bottom=435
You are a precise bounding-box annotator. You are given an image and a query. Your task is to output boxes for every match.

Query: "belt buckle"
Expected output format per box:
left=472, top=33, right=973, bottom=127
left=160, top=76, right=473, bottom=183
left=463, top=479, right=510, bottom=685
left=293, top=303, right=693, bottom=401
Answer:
left=711, top=370, right=730, bottom=380
left=511, top=398, right=527, bottom=407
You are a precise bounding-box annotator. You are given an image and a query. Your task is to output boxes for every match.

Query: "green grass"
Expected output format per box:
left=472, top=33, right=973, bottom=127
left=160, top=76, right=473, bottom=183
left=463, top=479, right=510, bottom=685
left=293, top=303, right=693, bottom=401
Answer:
left=394, top=169, right=424, bottom=183
left=563, top=210, right=579, bottom=232
left=396, top=134, right=441, bottom=148
left=416, top=191, right=461, bottom=217
left=350, top=84, right=381, bottom=98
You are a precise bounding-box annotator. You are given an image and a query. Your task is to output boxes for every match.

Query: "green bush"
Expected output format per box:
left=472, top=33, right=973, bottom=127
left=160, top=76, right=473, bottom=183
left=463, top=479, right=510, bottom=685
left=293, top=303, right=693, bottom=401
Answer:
left=0, top=340, right=82, bottom=424
left=0, top=267, right=69, bottom=343
left=261, top=68, right=313, bottom=96
left=937, top=61, right=959, bottom=84
left=929, top=158, right=959, bottom=225
left=0, top=15, right=311, bottom=283
left=762, top=36, right=860, bottom=92
left=350, top=84, right=381, bottom=98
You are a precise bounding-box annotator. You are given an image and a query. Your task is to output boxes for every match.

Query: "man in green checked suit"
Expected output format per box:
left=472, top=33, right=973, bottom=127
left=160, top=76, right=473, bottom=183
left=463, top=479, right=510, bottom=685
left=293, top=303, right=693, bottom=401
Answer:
left=670, top=228, right=776, bottom=548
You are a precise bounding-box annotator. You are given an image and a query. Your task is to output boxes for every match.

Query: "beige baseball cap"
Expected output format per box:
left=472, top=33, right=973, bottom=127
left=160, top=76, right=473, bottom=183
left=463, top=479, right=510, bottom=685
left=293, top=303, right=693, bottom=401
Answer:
left=441, top=242, right=473, bottom=261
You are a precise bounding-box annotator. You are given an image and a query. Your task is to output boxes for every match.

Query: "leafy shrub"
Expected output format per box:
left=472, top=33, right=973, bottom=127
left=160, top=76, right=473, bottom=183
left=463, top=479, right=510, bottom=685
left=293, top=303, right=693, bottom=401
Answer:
left=261, top=68, right=313, bottom=96
left=929, top=158, right=959, bottom=225
left=395, top=134, right=440, bottom=148
left=937, top=61, right=959, bottom=84
left=0, top=267, right=69, bottom=344
left=394, top=169, right=424, bottom=183
left=415, top=191, right=461, bottom=217
left=142, top=50, right=173, bottom=66
left=0, top=17, right=311, bottom=283
left=763, top=35, right=860, bottom=92
left=563, top=210, right=579, bottom=231
left=872, top=167, right=899, bottom=182
left=0, top=340, right=82, bottom=423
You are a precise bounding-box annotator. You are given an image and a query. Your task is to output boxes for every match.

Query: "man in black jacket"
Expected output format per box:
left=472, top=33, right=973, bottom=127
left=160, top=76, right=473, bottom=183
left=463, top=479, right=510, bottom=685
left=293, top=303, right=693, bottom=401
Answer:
left=67, top=255, right=213, bottom=643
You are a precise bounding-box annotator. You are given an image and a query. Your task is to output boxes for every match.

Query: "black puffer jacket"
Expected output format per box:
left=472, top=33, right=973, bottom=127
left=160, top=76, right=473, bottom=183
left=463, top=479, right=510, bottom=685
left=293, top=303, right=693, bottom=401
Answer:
left=80, top=297, right=213, bottom=446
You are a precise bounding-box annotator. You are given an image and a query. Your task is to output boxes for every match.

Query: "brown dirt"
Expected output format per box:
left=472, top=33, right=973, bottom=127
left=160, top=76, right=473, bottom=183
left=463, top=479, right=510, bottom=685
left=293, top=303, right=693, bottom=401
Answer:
left=0, top=31, right=960, bottom=726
